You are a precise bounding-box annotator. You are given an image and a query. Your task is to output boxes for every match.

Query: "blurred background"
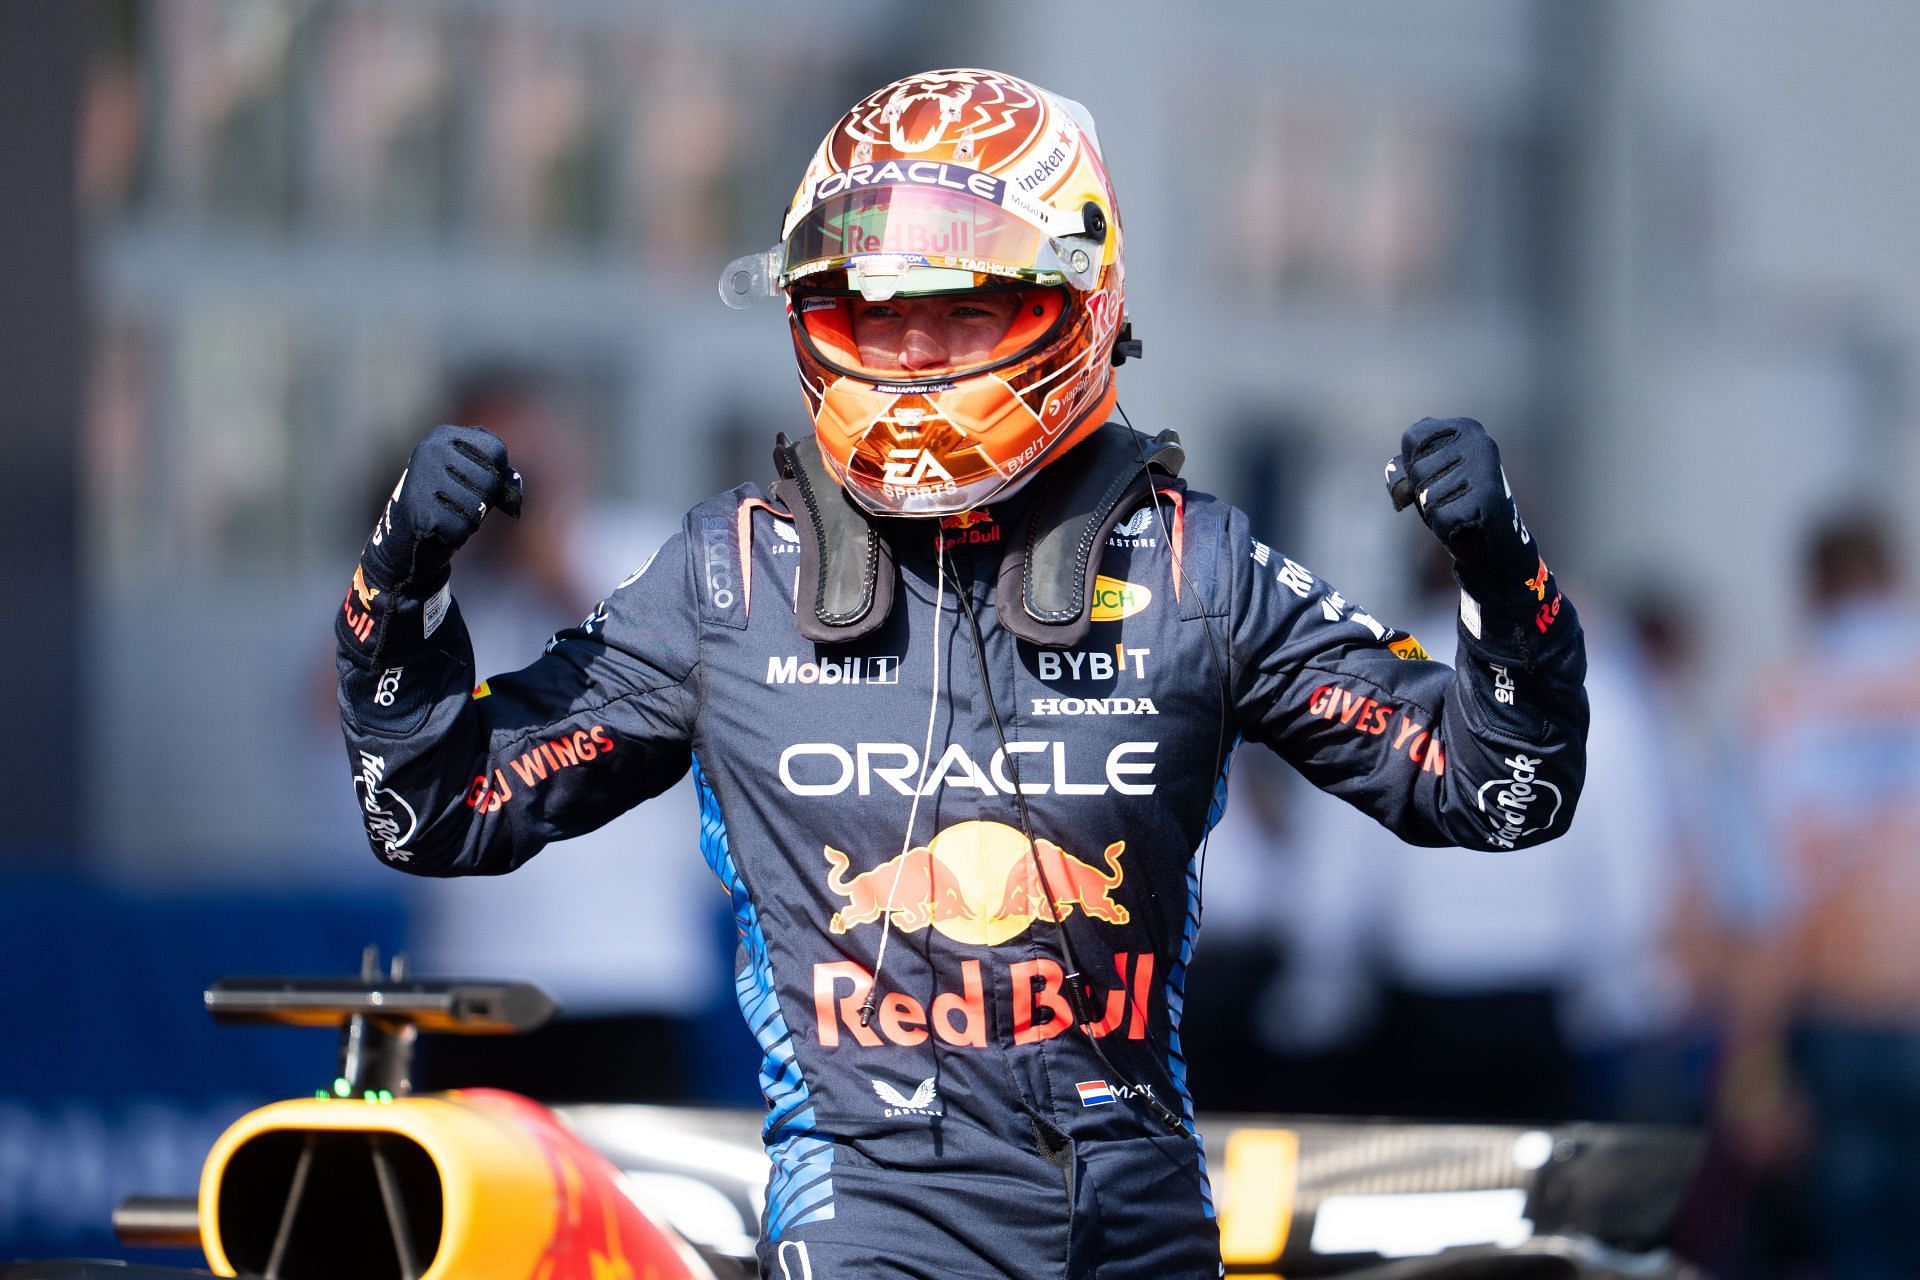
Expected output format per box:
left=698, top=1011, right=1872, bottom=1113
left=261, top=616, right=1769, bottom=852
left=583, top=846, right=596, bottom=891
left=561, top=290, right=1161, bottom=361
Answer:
left=4, top=0, right=1918, bottom=1274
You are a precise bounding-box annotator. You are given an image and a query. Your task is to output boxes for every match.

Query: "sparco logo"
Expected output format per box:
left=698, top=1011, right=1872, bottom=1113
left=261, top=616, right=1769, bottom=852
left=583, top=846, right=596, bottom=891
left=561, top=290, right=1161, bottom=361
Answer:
left=1491, top=664, right=1516, bottom=705
left=779, top=740, right=1157, bottom=797
left=702, top=521, right=735, bottom=610
left=1478, top=753, right=1563, bottom=849
left=355, top=752, right=417, bottom=862
left=766, top=655, right=901, bottom=685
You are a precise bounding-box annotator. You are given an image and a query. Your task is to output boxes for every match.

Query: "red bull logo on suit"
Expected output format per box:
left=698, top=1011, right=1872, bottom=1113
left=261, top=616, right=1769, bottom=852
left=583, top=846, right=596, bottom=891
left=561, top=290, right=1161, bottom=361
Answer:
left=812, top=820, right=1151, bottom=1049
left=822, top=819, right=1127, bottom=945
left=814, top=953, right=1154, bottom=1049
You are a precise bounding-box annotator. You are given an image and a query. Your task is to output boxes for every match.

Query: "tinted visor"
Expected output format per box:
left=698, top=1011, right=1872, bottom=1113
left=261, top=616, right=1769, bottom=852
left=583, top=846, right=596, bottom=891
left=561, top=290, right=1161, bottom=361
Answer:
left=794, top=286, right=1067, bottom=382
left=782, top=187, right=1065, bottom=296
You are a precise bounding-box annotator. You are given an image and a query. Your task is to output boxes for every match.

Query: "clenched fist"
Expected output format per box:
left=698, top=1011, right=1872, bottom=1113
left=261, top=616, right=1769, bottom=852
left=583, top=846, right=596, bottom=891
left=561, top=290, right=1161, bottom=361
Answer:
left=1386, top=417, right=1543, bottom=605
left=360, top=425, right=523, bottom=592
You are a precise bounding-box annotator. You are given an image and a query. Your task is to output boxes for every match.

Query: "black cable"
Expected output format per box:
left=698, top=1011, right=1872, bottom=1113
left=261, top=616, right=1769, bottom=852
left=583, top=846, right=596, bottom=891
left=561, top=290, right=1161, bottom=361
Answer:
left=942, top=554, right=1188, bottom=1135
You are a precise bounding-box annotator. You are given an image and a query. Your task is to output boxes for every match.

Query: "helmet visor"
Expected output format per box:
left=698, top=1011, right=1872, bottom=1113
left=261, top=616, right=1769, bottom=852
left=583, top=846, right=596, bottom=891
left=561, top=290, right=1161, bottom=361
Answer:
left=782, top=186, right=1066, bottom=295
left=793, top=285, right=1066, bottom=382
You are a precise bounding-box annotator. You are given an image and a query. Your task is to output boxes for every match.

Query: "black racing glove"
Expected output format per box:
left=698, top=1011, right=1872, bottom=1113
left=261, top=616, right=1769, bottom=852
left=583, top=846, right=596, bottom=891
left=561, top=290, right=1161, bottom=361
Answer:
left=360, top=424, right=522, bottom=593
left=1385, top=416, right=1550, bottom=615
left=337, top=425, right=521, bottom=670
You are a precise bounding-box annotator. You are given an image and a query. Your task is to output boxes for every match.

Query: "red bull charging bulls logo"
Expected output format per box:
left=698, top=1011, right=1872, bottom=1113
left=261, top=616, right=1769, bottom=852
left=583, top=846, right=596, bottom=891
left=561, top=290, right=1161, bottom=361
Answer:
left=823, top=819, right=1128, bottom=946
left=815, top=821, right=1148, bottom=1049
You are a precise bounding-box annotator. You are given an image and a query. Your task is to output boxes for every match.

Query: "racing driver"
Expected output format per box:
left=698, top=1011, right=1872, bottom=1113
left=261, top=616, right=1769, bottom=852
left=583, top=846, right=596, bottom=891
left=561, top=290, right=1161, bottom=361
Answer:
left=336, top=68, right=1589, bottom=1280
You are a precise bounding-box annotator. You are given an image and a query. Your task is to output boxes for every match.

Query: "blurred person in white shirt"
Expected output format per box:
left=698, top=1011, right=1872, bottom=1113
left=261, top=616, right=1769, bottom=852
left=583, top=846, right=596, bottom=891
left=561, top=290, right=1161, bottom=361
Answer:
left=1712, top=510, right=1920, bottom=1280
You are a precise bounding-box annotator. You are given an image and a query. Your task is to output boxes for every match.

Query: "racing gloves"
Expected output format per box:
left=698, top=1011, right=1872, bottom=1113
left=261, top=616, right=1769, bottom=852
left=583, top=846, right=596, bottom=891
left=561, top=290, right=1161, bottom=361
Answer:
left=1387, top=416, right=1558, bottom=642
left=360, top=425, right=523, bottom=592
left=338, top=425, right=521, bottom=669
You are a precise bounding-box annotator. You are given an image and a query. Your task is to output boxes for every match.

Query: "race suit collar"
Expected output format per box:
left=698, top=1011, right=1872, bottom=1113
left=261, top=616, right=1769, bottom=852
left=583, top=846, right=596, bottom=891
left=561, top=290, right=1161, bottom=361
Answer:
left=771, top=423, right=1183, bottom=648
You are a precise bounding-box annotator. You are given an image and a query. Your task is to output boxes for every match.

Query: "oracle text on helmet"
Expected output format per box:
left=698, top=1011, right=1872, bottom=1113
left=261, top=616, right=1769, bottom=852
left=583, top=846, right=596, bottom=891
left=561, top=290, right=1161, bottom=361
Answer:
left=811, top=161, right=1005, bottom=207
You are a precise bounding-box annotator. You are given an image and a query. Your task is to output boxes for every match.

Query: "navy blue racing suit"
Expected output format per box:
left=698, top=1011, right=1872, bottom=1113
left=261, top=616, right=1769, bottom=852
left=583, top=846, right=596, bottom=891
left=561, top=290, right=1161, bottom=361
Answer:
left=336, top=462, right=1588, bottom=1279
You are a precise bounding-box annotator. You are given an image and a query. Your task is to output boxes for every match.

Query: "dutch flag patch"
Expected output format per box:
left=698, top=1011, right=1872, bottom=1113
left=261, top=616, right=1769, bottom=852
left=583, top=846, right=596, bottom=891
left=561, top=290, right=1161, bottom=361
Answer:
left=1076, top=1080, right=1115, bottom=1107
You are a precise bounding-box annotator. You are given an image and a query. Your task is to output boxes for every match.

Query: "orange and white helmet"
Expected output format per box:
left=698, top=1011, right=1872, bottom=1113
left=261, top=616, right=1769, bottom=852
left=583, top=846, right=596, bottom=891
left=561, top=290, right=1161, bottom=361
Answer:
left=720, top=68, right=1134, bottom=517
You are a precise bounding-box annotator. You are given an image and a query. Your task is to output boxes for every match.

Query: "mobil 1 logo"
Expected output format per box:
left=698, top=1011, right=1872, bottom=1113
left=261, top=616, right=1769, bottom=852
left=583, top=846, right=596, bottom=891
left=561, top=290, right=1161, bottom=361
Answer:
left=766, top=655, right=902, bottom=687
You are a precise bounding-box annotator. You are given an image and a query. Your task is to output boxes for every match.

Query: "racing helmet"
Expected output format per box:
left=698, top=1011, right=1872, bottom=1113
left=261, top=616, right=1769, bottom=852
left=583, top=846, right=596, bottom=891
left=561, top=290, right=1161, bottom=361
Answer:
left=720, top=68, right=1132, bottom=517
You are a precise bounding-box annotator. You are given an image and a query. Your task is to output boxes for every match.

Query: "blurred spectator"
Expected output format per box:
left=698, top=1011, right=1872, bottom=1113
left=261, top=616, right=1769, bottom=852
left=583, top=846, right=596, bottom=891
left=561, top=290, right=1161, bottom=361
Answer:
left=364, top=367, right=747, bottom=1103
left=1627, top=585, right=1720, bottom=1016
left=1260, top=544, right=1688, bottom=1123
left=1710, top=510, right=1920, bottom=1279
left=1603, top=587, right=1724, bottom=1127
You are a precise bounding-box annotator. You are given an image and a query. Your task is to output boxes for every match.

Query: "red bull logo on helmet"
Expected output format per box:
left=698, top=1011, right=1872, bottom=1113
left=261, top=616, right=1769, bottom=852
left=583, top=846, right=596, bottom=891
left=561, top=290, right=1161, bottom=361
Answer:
left=823, top=819, right=1128, bottom=946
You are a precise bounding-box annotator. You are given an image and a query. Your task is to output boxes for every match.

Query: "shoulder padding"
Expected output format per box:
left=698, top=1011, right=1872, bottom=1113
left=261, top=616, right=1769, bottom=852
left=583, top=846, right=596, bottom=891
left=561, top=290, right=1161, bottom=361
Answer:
left=769, top=424, right=1182, bottom=647
left=772, top=434, right=896, bottom=643
left=995, top=424, right=1184, bottom=648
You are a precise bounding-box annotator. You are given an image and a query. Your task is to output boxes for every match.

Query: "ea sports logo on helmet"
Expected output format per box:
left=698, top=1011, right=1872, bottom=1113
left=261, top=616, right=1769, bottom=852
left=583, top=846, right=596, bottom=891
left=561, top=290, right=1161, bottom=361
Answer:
left=881, top=449, right=953, bottom=487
